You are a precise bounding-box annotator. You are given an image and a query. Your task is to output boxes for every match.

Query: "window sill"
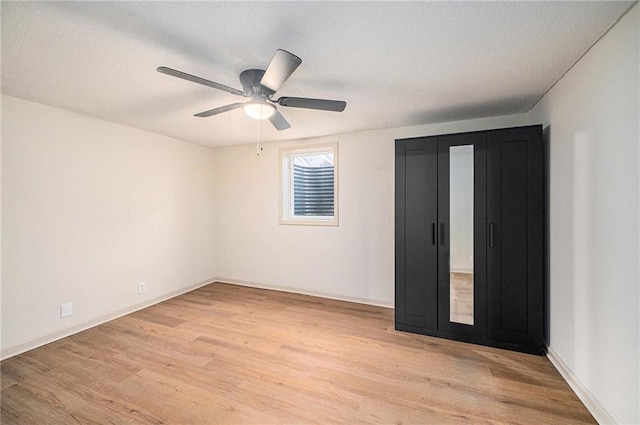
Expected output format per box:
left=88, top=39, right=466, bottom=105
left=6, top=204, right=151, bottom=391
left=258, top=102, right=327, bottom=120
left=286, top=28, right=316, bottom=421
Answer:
left=279, top=217, right=338, bottom=227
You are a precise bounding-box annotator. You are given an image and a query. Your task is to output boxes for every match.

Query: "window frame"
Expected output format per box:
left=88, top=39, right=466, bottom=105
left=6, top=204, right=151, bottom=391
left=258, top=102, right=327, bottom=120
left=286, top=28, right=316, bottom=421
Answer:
left=279, top=142, right=339, bottom=226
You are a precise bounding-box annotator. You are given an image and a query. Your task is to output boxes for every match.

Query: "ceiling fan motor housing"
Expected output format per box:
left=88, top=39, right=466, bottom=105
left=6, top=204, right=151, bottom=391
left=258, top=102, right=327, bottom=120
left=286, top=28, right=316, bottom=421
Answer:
left=239, top=69, right=274, bottom=100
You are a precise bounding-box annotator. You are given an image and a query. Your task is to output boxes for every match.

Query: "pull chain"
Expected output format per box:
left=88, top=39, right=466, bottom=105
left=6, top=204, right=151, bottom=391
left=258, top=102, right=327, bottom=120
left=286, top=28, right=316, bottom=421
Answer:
left=256, top=118, right=263, bottom=156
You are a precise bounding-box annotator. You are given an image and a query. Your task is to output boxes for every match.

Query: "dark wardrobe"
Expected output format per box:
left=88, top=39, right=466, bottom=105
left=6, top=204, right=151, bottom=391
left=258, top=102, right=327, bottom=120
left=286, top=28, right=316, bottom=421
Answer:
left=395, top=125, right=544, bottom=354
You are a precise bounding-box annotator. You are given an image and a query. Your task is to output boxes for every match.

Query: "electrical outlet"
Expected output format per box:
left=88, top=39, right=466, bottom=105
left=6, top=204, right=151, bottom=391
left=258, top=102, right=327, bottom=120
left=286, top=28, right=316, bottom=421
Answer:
left=60, top=302, right=73, bottom=318
left=138, top=282, right=146, bottom=294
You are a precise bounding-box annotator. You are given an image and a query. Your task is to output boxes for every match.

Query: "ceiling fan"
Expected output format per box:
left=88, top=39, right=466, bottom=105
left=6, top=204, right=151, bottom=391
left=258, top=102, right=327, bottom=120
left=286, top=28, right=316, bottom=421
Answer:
left=157, top=50, right=346, bottom=131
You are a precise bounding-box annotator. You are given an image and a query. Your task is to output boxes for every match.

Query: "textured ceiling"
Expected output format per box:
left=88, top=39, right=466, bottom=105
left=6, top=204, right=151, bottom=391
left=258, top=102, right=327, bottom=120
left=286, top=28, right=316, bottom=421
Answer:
left=1, top=1, right=634, bottom=148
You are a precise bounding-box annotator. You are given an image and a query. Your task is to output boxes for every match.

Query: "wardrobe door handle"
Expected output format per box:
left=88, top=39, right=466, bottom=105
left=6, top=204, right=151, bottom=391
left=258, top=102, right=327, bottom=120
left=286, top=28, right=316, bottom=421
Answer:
left=489, top=223, right=495, bottom=248
left=439, top=223, right=445, bottom=246
left=431, top=223, right=436, bottom=245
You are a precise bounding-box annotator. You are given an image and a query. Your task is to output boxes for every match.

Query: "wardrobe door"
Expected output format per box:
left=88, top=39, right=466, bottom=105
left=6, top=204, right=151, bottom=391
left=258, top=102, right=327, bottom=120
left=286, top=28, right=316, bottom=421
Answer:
left=395, top=137, right=438, bottom=330
left=436, top=132, right=487, bottom=337
left=486, top=126, right=543, bottom=348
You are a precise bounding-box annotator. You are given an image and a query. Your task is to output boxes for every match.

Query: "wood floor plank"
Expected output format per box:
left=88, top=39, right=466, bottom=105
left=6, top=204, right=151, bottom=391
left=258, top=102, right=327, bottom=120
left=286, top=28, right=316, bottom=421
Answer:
left=1, top=282, right=595, bottom=424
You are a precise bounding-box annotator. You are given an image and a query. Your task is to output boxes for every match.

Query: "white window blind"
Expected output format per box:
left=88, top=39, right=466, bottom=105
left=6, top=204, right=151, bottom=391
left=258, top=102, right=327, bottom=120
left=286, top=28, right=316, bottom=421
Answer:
left=293, top=154, right=334, bottom=216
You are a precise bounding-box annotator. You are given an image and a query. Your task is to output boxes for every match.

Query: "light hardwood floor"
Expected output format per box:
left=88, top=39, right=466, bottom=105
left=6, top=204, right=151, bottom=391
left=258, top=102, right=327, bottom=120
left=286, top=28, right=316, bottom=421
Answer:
left=2, top=283, right=594, bottom=424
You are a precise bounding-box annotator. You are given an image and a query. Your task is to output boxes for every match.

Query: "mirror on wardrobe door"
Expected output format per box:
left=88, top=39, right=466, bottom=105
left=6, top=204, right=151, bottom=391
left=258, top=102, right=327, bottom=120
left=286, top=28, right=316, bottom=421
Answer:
left=449, top=145, right=474, bottom=325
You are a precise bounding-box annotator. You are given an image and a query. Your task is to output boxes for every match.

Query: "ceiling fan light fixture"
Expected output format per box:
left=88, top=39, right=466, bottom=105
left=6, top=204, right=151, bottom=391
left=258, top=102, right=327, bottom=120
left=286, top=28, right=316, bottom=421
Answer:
left=243, top=101, right=276, bottom=120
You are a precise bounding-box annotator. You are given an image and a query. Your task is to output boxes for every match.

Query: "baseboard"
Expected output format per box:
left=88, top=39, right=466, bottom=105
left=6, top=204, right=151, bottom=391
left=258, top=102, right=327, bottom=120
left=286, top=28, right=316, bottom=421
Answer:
left=215, top=277, right=394, bottom=309
left=1, top=278, right=216, bottom=361
left=546, top=346, right=617, bottom=424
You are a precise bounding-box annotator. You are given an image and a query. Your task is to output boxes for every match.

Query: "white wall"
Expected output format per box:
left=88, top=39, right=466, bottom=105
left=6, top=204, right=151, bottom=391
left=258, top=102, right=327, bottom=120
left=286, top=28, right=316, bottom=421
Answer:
left=528, top=5, right=639, bottom=424
left=214, top=114, right=527, bottom=306
left=1, top=95, right=218, bottom=358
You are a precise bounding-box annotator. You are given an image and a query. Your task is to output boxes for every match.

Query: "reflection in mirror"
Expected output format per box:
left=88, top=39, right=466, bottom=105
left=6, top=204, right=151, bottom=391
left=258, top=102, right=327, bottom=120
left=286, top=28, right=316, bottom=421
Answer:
left=450, top=145, right=474, bottom=325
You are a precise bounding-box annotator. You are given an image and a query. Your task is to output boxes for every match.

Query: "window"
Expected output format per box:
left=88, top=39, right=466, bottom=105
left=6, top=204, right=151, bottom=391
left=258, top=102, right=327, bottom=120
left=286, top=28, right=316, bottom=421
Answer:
left=280, top=142, right=338, bottom=226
